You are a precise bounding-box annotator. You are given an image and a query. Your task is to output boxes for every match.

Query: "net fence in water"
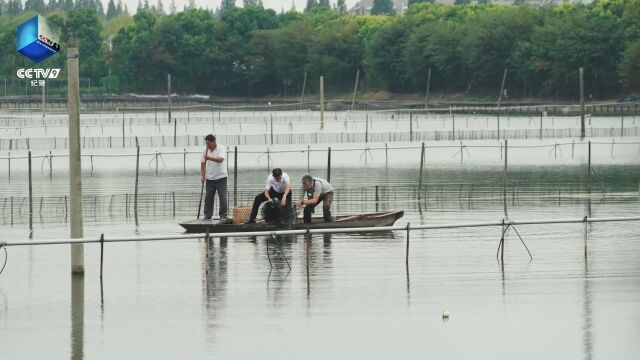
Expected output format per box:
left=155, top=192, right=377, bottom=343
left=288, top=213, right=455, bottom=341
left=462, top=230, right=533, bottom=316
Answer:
left=2, top=127, right=639, bottom=151
left=1, top=183, right=635, bottom=225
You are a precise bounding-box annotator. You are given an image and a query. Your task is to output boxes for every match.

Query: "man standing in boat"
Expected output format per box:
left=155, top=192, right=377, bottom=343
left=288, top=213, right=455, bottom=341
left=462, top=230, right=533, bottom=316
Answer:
left=200, top=134, right=229, bottom=223
left=295, top=175, right=334, bottom=224
left=246, top=168, right=292, bottom=224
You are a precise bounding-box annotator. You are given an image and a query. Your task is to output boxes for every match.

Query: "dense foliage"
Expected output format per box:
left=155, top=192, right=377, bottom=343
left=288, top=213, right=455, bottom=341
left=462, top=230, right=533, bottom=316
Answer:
left=0, top=0, right=638, bottom=98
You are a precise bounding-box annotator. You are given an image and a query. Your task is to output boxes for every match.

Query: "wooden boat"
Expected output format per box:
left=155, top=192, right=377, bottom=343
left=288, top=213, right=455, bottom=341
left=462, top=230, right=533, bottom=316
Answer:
left=179, top=211, right=404, bottom=234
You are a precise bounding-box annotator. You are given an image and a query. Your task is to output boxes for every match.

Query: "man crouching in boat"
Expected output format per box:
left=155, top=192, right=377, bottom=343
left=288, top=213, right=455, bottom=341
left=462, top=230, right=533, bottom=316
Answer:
left=246, top=168, right=292, bottom=224
left=295, top=175, right=334, bottom=224
left=200, top=134, right=229, bottom=223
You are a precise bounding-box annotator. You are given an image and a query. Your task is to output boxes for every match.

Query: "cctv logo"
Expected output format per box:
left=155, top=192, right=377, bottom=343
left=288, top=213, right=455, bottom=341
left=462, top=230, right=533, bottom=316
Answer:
left=17, top=68, right=61, bottom=79
left=17, top=15, right=60, bottom=63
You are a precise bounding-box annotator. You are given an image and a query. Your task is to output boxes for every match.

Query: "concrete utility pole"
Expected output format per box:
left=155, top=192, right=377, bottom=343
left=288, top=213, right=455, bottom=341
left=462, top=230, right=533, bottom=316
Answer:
left=68, top=47, right=84, bottom=274
left=320, top=76, right=325, bottom=129
left=167, top=73, right=172, bottom=123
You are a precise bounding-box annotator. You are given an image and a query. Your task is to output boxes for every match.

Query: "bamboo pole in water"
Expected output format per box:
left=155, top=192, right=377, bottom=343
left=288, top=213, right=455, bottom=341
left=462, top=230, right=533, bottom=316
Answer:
left=418, top=142, right=425, bottom=200
left=327, top=147, right=331, bottom=182
left=28, top=150, right=32, bottom=229
left=234, top=146, right=238, bottom=207
left=167, top=73, right=172, bottom=124
left=320, top=76, right=325, bottom=129
left=503, top=139, right=508, bottom=217
left=425, top=68, right=431, bottom=109
left=580, top=67, right=585, bottom=139
left=351, top=69, right=360, bottom=110
left=134, top=137, right=140, bottom=220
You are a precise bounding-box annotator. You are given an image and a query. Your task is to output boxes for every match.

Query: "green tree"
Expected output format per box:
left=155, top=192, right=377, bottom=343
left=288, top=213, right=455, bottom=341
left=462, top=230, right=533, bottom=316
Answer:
left=24, top=0, right=46, bottom=13
left=364, top=19, right=408, bottom=91
left=221, top=0, right=235, bottom=14
left=304, top=0, right=316, bottom=13
left=336, top=0, right=347, bottom=13
left=106, top=0, right=117, bottom=18
left=371, top=0, right=395, bottom=16
left=620, top=40, right=640, bottom=91
left=64, top=8, right=107, bottom=79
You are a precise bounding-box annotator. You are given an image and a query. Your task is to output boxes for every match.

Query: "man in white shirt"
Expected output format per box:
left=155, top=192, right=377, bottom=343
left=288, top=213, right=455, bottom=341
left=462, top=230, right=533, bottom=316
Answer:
left=200, top=134, right=228, bottom=222
left=295, top=175, right=334, bottom=224
left=246, top=168, right=292, bottom=224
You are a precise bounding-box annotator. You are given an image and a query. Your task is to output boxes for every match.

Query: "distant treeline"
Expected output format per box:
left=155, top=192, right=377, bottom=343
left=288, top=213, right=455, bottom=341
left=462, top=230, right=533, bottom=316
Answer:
left=0, top=0, right=639, bottom=99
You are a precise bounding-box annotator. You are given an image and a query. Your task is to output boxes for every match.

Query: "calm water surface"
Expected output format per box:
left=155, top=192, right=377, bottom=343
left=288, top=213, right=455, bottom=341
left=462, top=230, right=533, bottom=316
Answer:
left=0, top=163, right=639, bottom=359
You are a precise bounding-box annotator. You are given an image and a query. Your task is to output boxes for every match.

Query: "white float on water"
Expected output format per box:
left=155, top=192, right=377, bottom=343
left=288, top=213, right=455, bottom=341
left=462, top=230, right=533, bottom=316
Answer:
left=442, top=310, right=449, bottom=319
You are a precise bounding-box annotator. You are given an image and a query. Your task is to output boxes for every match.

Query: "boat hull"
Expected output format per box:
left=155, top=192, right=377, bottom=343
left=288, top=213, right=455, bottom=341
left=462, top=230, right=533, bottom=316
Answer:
left=179, top=211, right=404, bottom=234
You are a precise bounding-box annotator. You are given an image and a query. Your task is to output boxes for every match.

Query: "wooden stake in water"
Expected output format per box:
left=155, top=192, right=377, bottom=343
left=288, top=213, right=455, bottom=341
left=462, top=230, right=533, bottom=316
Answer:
left=122, top=112, right=125, bottom=148
left=68, top=47, right=84, bottom=274
left=100, top=233, right=104, bottom=280
left=134, top=137, right=140, bottom=220
left=167, top=73, right=172, bottom=123
left=41, top=83, right=45, bottom=118
left=497, top=68, right=507, bottom=109
left=583, top=216, right=588, bottom=260
left=320, top=76, right=325, bottom=129
left=405, top=223, right=410, bottom=266
left=300, top=72, right=307, bottom=105
left=365, top=114, right=369, bottom=143
left=409, top=113, right=413, bottom=142
left=327, top=147, right=331, bottom=182
left=425, top=68, right=431, bottom=109
left=234, top=146, right=238, bottom=207
left=503, top=139, right=508, bottom=217
left=587, top=141, right=591, bottom=194
left=418, top=142, right=425, bottom=200
left=580, top=67, right=585, bottom=139
left=539, top=113, right=543, bottom=139
left=351, top=69, right=360, bottom=110
left=174, top=117, right=177, bottom=147
left=28, top=150, right=33, bottom=230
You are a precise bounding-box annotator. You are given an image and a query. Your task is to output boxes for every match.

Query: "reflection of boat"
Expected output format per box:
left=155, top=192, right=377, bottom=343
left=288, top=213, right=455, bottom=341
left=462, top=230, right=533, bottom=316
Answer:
left=179, top=211, right=404, bottom=234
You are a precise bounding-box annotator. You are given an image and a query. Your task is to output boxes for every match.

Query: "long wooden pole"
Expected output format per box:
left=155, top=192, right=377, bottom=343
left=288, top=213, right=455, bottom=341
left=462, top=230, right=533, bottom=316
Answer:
left=234, top=146, right=238, bottom=207
left=351, top=69, right=360, bottom=110
left=300, top=72, right=307, bottom=105
left=320, top=76, right=325, bottom=129
left=327, top=147, right=331, bottom=182
left=418, top=142, right=425, bottom=200
left=580, top=67, right=585, bottom=139
left=28, top=150, right=32, bottom=229
left=425, top=68, right=431, bottom=109
left=167, top=73, right=172, bottom=123
left=68, top=47, right=84, bottom=274
left=134, top=137, right=140, bottom=220
left=497, top=68, right=507, bottom=109
left=503, top=139, right=508, bottom=217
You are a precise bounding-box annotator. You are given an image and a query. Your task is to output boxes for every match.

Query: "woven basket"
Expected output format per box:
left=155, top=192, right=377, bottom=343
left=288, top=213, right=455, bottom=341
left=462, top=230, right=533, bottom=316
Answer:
left=233, top=207, right=252, bottom=224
